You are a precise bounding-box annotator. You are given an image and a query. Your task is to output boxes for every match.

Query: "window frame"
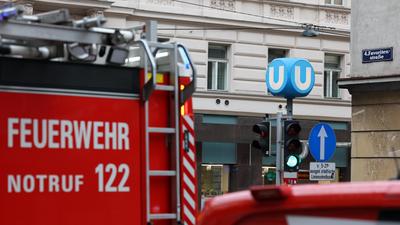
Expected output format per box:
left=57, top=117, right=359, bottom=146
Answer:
left=324, top=53, right=342, bottom=99
left=268, top=48, right=289, bottom=64
left=325, top=0, right=344, bottom=6
left=207, top=44, right=229, bottom=91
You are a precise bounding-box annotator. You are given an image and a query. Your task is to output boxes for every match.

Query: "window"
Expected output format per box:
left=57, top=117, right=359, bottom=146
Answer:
left=202, top=114, right=237, bottom=125
left=268, top=48, right=288, bottom=63
left=324, top=54, right=342, bottom=98
left=201, top=164, right=230, bottom=197
left=325, top=0, right=343, bottom=5
left=207, top=45, right=228, bottom=91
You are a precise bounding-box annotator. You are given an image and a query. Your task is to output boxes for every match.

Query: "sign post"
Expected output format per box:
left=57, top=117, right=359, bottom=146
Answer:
left=308, top=123, right=337, bottom=182
left=266, top=58, right=315, bottom=184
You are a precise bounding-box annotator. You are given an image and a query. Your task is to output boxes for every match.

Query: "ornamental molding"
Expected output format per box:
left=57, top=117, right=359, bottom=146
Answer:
left=146, top=0, right=174, bottom=6
left=324, top=10, right=349, bottom=25
left=270, top=4, right=294, bottom=20
left=209, top=0, right=235, bottom=11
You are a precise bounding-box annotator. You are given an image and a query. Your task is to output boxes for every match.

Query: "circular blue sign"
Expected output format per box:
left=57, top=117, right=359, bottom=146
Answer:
left=308, top=123, right=336, bottom=162
left=266, top=58, right=315, bottom=99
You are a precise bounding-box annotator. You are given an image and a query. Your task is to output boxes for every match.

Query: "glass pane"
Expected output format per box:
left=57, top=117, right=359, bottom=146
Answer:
left=334, top=0, right=343, bottom=5
left=217, top=62, right=226, bottom=90
left=268, top=49, right=287, bottom=63
left=201, top=165, right=223, bottom=197
left=208, top=46, right=227, bottom=59
left=325, top=54, right=341, bottom=68
left=325, top=0, right=331, bottom=3
left=202, top=142, right=237, bottom=164
left=324, top=71, right=330, bottom=97
left=207, top=61, right=214, bottom=89
left=332, top=71, right=340, bottom=97
left=202, top=115, right=237, bottom=125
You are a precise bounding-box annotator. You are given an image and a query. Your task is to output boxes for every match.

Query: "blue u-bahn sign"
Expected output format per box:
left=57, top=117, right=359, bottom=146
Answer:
left=266, top=58, right=315, bottom=99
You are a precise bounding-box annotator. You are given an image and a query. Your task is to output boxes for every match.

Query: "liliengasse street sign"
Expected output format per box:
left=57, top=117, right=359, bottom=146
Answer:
left=308, top=123, right=336, bottom=162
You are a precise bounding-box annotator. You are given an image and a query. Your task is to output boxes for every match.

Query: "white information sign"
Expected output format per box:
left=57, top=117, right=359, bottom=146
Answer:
left=309, top=162, right=336, bottom=181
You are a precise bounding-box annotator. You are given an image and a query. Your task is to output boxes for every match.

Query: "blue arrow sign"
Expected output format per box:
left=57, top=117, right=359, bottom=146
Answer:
left=308, top=123, right=336, bottom=162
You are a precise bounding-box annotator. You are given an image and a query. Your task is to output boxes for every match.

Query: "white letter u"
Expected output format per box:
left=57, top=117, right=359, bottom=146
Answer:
left=268, top=66, right=284, bottom=90
left=294, top=66, right=312, bottom=91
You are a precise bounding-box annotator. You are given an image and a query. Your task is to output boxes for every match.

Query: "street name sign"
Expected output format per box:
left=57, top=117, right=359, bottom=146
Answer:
left=308, top=123, right=336, bottom=162
left=309, top=162, right=336, bottom=181
left=362, top=47, right=393, bottom=63
left=266, top=58, right=315, bottom=99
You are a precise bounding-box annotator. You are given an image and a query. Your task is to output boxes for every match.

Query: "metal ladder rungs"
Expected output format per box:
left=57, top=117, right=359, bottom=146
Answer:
left=148, top=127, right=176, bottom=133
left=149, top=213, right=177, bottom=220
left=149, top=170, right=177, bottom=176
left=155, top=84, right=174, bottom=91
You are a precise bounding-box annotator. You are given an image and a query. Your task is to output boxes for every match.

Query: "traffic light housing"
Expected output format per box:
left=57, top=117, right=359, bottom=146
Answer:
left=284, top=120, right=302, bottom=172
left=252, top=121, right=270, bottom=156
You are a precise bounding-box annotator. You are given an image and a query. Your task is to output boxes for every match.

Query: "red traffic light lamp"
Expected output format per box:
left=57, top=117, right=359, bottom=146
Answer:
left=252, top=121, right=270, bottom=156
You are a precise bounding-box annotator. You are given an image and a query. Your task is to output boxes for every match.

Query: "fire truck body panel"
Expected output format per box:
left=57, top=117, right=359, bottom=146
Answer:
left=0, top=53, right=197, bottom=224
left=0, top=58, right=143, bottom=225
left=198, top=181, right=400, bottom=225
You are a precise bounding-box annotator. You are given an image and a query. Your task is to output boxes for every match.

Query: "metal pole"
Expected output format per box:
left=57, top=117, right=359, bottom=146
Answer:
left=276, top=112, right=282, bottom=185
left=286, top=98, right=293, bottom=120
left=145, top=20, right=157, bottom=42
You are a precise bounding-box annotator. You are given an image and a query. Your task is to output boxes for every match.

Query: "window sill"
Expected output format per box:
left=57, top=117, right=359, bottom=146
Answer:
left=206, top=89, right=229, bottom=93
left=324, top=96, right=342, bottom=100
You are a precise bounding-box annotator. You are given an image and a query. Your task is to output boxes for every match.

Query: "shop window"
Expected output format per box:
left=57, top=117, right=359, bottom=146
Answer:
left=324, top=54, right=342, bottom=98
left=207, top=44, right=228, bottom=91
left=202, top=114, right=237, bottom=125
left=323, top=122, right=348, bottom=130
left=201, top=164, right=230, bottom=197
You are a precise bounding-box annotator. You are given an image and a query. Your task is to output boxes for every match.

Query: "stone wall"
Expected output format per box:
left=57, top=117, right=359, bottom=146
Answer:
left=351, top=90, right=400, bottom=180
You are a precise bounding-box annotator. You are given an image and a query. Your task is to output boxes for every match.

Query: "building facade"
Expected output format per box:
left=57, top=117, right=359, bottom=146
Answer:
left=12, top=0, right=352, bottom=195
left=339, top=0, right=400, bottom=181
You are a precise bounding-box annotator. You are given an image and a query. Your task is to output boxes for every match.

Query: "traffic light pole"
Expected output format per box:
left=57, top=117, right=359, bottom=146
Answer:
left=287, top=98, right=293, bottom=120
left=276, top=112, right=283, bottom=185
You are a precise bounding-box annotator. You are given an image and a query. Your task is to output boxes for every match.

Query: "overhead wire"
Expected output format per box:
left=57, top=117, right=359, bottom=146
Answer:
left=156, top=26, right=349, bottom=37
left=170, top=0, right=349, bottom=35
left=157, top=25, right=303, bottom=31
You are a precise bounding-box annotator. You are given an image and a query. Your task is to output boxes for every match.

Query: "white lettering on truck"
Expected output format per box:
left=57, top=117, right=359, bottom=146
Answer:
left=8, top=174, right=84, bottom=193
left=7, top=118, right=130, bottom=150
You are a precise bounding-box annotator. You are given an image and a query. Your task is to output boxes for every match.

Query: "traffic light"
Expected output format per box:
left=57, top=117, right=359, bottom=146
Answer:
left=284, top=120, right=302, bottom=172
left=252, top=121, right=270, bottom=156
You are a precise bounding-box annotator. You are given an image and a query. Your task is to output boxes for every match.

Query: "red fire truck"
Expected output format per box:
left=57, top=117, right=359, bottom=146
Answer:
left=198, top=181, right=400, bottom=225
left=0, top=6, right=198, bottom=225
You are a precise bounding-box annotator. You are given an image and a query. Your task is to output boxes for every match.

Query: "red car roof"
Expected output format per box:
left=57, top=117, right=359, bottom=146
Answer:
left=198, top=181, right=400, bottom=225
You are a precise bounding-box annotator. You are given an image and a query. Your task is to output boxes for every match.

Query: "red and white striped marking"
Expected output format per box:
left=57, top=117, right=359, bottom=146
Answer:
left=181, top=114, right=197, bottom=225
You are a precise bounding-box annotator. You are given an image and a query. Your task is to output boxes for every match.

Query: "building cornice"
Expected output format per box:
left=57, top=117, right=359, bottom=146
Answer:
left=338, top=75, right=400, bottom=94
left=31, top=0, right=114, bottom=9
left=261, top=0, right=351, bottom=13
left=106, top=5, right=349, bottom=38
left=194, top=91, right=351, bottom=107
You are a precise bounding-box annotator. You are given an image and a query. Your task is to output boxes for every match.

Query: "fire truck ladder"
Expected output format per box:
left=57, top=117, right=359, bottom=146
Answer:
left=143, top=41, right=181, bottom=225
left=142, top=22, right=196, bottom=225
